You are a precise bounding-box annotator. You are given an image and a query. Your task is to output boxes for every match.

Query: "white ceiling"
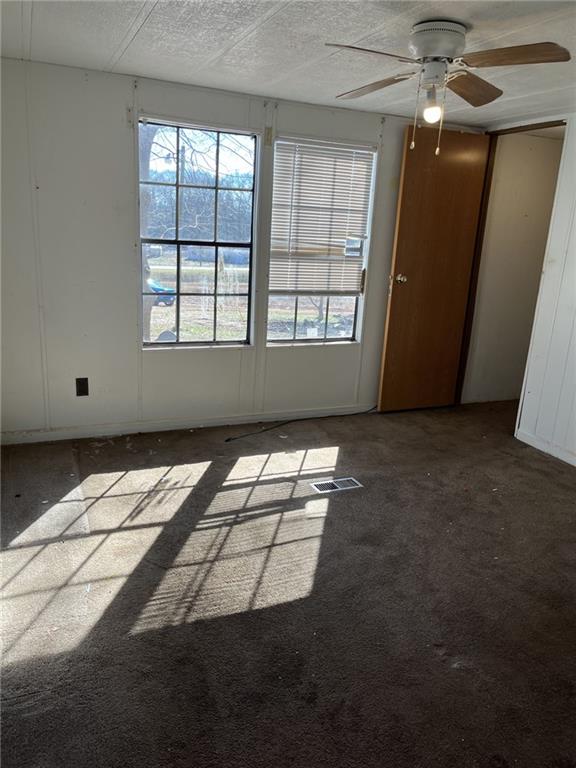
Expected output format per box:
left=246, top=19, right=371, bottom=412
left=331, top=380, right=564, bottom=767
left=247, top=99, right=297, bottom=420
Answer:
left=2, top=1, right=575, bottom=127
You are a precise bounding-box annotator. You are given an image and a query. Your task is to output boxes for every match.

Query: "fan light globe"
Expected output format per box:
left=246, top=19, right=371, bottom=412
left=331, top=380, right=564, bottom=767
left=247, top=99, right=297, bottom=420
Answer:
left=423, top=86, right=442, bottom=124
left=423, top=105, right=442, bottom=124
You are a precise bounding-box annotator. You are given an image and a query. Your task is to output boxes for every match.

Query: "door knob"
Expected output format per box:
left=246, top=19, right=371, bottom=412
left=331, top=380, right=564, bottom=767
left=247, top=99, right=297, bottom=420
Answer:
left=395, top=273, right=408, bottom=284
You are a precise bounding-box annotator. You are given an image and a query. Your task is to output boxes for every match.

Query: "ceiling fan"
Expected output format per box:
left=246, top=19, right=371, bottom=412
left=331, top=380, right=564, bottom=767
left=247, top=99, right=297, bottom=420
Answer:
left=327, top=20, right=570, bottom=153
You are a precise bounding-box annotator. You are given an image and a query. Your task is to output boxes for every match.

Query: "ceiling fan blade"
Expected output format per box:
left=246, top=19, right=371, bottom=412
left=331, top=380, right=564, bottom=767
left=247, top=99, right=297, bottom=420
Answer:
left=326, top=42, right=418, bottom=65
left=447, top=71, right=503, bottom=107
left=461, top=42, right=570, bottom=68
left=337, top=73, right=416, bottom=100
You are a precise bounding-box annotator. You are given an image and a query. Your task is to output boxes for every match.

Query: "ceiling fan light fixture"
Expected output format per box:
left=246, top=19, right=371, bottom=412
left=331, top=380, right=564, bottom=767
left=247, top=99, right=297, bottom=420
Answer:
left=423, top=86, right=442, bottom=124
left=329, top=19, right=571, bottom=156
left=409, top=20, right=467, bottom=59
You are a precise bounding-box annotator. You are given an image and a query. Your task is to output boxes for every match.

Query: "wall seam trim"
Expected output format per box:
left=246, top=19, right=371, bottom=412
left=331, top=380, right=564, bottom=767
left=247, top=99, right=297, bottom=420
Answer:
left=132, top=79, right=144, bottom=422
left=24, top=61, right=51, bottom=430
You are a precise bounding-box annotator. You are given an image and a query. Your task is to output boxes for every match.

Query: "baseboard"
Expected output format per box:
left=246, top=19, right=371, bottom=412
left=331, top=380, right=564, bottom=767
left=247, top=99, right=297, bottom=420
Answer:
left=516, top=429, right=576, bottom=468
left=1, top=403, right=377, bottom=445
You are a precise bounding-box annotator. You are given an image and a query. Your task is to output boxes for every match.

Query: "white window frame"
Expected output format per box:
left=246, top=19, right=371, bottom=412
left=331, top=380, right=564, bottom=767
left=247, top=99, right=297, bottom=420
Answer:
left=137, top=115, right=262, bottom=348
left=265, top=135, right=378, bottom=345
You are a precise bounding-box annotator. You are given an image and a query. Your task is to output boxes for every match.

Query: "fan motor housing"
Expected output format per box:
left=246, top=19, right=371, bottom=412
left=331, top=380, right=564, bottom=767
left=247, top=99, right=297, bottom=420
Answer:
left=409, top=20, right=467, bottom=60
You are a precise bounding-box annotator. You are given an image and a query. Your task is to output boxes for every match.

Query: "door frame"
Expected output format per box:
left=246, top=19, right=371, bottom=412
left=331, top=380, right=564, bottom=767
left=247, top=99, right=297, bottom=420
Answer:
left=454, top=119, right=567, bottom=403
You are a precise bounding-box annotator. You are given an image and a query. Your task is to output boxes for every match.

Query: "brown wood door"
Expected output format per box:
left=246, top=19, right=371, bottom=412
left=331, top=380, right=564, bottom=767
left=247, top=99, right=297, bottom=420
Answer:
left=379, top=126, right=490, bottom=411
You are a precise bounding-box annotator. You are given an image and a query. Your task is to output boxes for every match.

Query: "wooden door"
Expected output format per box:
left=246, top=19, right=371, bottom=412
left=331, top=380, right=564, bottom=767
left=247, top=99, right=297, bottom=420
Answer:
left=379, top=126, right=490, bottom=411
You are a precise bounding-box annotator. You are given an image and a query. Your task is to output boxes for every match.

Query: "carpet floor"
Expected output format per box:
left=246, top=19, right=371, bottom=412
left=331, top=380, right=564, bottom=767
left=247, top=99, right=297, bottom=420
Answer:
left=2, top=401, right=576, bottom=768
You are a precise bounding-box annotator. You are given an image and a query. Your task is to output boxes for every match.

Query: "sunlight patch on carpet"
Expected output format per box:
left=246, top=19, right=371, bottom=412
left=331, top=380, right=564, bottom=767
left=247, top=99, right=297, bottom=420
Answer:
left=0, top=461, right=211, bottom=662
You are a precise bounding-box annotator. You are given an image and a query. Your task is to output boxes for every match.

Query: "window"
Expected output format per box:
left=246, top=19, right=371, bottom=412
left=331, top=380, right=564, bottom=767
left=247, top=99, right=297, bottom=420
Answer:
left=139, top=121, right=256, bottom=344
left=267, top=138, right=375, bottom=342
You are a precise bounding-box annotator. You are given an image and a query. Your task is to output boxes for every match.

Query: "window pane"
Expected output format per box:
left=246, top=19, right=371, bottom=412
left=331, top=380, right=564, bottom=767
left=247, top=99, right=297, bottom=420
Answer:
left=179, top=296, right=215, bottom=342
left=267, top=296, right=296, bottom=341
left=295, top=296, right=327, bottom=340
left=140, top=184, right=176, bottom=239
left=139, top=123, right=177, bottom=183
left=217, top=247, right=250, bottom=294
left=142, top=243, right=177, bottom=293
left=139, top=121, right=255, bottom=347
left=180, top=246, right=215, bottom=293
left=326, top=296, right=357, bottom=338
left=216, top=296, right=248, bottom=341
left=218, top=134, right=254, bottom=189
left=179, top=128, right=217, bottom=186
left=179, top=188, right=215, bottom=240
left=217, top=190, right=252, bottom=242
left=143, top=297, right=177, bottom=343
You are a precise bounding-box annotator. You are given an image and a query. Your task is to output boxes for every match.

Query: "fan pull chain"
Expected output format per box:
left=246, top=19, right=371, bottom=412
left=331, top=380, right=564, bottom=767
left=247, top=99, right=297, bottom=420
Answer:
left=409, top=71, right=423, bottom=150
left=434, top=75, right=448, bottom=156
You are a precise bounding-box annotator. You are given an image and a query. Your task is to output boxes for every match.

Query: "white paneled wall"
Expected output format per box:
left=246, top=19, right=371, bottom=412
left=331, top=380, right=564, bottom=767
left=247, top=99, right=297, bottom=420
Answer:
left=3, top=59, right=573, bottom=463
left=1, top=61, right=47, bottom=430
left=1, top=60, right=405, bottom=442
left=516, top=118, right=576, bottom=466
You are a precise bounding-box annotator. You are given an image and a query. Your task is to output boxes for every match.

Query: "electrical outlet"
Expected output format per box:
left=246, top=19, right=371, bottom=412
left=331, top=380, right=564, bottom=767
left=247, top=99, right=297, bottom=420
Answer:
left=76, top=378, right=89, bottom=397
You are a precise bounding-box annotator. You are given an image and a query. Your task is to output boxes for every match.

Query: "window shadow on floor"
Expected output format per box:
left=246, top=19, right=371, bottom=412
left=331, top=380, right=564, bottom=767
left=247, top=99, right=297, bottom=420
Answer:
left=2, top=405, right=576, bottom=768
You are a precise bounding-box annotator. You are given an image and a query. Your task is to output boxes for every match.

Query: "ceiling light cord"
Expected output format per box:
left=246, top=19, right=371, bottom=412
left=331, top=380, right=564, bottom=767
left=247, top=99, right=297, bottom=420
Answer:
left=434, top=75, right=448, bottom=156
left=409, top=70, right=423, bottom=150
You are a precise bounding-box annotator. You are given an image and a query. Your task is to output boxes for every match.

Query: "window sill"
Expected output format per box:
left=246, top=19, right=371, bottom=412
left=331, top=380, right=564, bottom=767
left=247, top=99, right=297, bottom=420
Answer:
left=143, top=343, right=254, bottom=351
left=266, top=339, right=361, bottom=348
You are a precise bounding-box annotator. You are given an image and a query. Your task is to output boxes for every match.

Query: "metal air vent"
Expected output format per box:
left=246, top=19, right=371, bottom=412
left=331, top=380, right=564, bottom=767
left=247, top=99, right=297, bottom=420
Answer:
left=311, top=477, right=362, bottom=494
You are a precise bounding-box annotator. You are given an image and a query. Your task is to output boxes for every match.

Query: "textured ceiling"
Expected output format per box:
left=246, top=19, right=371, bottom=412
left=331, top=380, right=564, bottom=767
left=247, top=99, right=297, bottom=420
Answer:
left=2, top=1, right=575, bottom=127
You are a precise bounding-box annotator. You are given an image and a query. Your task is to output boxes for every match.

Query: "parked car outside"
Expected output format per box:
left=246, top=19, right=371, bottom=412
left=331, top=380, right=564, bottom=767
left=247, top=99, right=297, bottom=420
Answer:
left=147, top=278, right=176, bottom=306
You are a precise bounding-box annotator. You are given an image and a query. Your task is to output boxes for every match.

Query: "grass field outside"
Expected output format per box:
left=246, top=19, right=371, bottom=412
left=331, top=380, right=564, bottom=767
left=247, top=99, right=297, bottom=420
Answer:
left=143, top=258, right=356, bottom=343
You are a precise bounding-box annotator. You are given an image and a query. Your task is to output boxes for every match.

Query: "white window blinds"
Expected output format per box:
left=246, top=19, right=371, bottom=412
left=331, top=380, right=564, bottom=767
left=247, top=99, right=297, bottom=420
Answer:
left=269, top=138, right=376, bottom=295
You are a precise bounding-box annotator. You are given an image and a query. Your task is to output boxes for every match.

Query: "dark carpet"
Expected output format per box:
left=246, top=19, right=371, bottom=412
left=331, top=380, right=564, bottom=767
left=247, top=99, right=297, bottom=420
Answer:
left=2, top=402, right=576, bottom=768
